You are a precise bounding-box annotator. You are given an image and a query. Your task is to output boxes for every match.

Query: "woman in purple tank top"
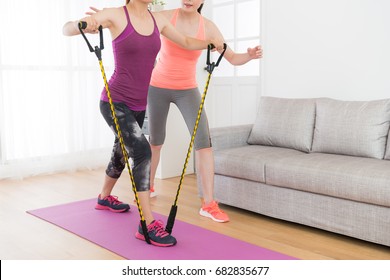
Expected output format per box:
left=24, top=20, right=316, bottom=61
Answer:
left=63, top=0, right=224, bottom=247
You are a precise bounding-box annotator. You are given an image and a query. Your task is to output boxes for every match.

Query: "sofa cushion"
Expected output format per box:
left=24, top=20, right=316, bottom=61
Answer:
left=265, top=153, right=390, bottom=208
left=214, top=145, right=305, bottom=183
left=210, top=124, right=253, bottom=152
left=312, top=98, right=390, bottom=159
left=247, top=97, right=316, bottom=153
left=385, top=131, right=390, bottom=160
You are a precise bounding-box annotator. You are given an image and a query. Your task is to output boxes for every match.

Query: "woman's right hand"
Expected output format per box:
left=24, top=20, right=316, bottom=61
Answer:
left=81, top=7, right=102, bottom=34
left=79, top=16, right=100, bottom=34
left=209, top=37, right=225, bottom=52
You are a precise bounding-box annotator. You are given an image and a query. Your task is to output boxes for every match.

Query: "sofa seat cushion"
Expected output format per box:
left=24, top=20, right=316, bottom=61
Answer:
left=214, top=145, right=305, bottom=183
left=266, top=153, right=390, bottom=207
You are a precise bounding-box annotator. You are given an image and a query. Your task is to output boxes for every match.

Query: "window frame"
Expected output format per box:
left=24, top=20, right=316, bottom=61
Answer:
left=211, top=0, right=262, bottom=77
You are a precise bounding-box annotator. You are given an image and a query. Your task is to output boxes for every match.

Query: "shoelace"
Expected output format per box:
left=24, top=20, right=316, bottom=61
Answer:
left=105, top=195, right=123, bottom=205
left=149, top=220, right=169, bottom=238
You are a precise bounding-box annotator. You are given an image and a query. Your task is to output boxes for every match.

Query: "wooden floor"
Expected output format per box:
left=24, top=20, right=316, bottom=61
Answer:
left=0, top=167, right=389, bottom=260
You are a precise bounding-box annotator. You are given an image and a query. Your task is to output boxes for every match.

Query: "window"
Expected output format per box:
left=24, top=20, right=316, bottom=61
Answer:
left=0, top=0, right=123, bottom=178
left=212, top=0, right=261, bottom=77
left=203, top=0, right=262, bottom=128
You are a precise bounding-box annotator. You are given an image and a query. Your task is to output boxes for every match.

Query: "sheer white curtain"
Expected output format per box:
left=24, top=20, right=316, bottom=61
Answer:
left=0, top=0, right=124, bottom=179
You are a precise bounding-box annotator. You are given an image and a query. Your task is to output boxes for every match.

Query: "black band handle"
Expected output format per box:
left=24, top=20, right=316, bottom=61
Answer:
left=78, top=21, right=104, bottom=60
left=140, top=220, right=151, bottom=244
left=79, top=21, right=88, bottom=30
left=206, top=43, right=227, bottom=74
left=165, top=205, right=178, bottom=234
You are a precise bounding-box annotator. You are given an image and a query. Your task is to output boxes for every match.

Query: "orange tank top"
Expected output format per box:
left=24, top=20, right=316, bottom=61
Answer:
left=150, top=9, right=205, bottom=89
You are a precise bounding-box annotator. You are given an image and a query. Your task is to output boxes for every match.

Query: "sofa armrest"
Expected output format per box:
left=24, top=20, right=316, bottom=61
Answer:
left=210, top=124, right=253, bottom=151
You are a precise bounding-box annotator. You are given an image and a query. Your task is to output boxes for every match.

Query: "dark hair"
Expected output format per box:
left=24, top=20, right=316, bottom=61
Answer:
left=126, top=0, right=130, bottom=4
left=198, top=3, right=204, bottom=14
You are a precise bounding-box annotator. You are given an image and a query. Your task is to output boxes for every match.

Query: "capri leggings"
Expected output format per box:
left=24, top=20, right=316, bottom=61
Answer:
left=147, top=86, right=211, bottom=150
left=100, top=101, right=151, bottom=192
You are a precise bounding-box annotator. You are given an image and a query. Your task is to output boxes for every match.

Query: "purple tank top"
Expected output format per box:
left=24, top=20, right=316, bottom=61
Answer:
left=101, top=6, right=161, bottom=111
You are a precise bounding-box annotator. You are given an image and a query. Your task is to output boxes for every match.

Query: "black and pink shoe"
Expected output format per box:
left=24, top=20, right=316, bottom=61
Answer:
left=95, top=195, right=130, bottom=213
left=135, top=220, right=177, bottom=247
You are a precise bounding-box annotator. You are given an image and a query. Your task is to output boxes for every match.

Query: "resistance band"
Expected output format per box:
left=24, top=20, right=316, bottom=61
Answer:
left=165, top=43, right=227, bottom=234
left=78, top=22, right=150, bottom=244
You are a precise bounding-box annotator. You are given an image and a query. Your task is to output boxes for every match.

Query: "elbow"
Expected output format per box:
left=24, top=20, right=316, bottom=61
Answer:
left=62, top=26, right=68, bottom=36
left=62, top=21, right=77, bottom=36
left=229, top=56, right=247, bottom=66
left=228, top=58, right=240, bottom=66
left=181, top=38, right=192, bottom=50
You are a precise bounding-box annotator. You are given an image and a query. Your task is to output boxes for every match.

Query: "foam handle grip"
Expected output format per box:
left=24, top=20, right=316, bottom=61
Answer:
left=165, top=205, right=178, bottom=234
left=79, top=21, right=87, bottom=30
left=140, top=220, right=151, bottom=244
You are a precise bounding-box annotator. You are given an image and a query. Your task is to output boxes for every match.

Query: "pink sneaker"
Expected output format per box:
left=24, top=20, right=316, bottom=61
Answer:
left=135, top=220, right=177, bottom=247
left=95, top=195, right=130, bottom=213
left=199, top=201, right=229, bottom=222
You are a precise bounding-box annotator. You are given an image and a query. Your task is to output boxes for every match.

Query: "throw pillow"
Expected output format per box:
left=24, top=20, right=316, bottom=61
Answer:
left=312, top=98, right=390, bottom=159
left=247, top=96, right=316, bottom=152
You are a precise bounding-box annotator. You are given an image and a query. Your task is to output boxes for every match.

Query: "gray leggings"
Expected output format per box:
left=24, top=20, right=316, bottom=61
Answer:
left=147, top=86, right=211, bottom=150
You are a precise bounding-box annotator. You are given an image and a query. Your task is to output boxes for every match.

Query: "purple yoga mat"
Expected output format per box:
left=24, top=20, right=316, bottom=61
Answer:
left=27, top=199, right=297, bottom=260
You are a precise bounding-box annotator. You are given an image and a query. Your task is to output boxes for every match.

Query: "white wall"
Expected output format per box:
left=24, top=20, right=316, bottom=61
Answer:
left=164, top=1, right=180, bottom=10
left=262, top=0, right=390, bottom=101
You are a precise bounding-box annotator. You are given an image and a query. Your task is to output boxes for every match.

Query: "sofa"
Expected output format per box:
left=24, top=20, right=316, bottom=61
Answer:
left=210, top=96, right=390, bottom=247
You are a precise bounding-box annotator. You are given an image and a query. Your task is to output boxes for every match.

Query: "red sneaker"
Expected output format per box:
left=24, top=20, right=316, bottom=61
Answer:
left=150, top=185, right=157, bottom=198
left=199, top=201, right=229, bottom=222
left=134, top=185, right=156, bottom=203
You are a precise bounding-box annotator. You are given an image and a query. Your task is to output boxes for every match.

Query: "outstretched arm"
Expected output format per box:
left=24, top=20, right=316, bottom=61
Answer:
left=224, top=45, right=263, bottom=66
left=153, top=13, right=224, bottom=51
left=63, top=17, right=99, bottom=36
left=206, top=20, right=263, bottom=65
left=63, top=8, right=113, bottom=36
left=84, top=7, right=219, bottom=51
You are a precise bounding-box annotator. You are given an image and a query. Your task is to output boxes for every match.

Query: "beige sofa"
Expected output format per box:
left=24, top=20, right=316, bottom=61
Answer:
left=210, top=97, right=390, bottom=247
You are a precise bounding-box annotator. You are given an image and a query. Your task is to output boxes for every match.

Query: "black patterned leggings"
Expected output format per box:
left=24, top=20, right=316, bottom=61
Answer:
left=100, top=101, right=151, bottom=192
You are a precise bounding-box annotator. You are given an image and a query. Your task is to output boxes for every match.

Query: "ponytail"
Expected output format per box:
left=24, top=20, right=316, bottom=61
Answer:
left=198, top=3, right=204, bottom=14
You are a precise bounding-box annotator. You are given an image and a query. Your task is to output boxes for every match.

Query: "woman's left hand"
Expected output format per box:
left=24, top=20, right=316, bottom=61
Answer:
left=247, top=45, right=263, bottom=59
left=85, top=6, right=100, bottom=16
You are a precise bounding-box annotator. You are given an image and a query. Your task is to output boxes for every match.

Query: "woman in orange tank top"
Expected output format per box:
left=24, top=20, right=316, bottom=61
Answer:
left=148, top=0, right=263, bottom=223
